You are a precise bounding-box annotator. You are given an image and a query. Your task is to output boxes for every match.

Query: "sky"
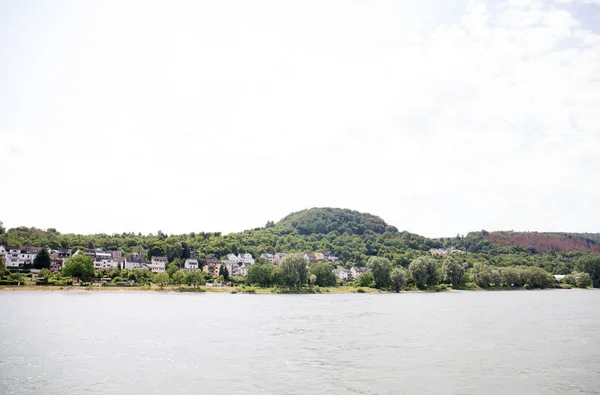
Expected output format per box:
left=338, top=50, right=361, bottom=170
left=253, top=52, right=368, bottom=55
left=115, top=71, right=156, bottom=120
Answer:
left=1, top=0, right=599, bottom=238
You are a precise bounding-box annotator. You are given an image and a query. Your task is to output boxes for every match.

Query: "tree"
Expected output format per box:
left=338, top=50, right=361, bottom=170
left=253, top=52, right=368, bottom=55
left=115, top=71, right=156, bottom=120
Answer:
left=247, top=263, right=274, bottom=287
left=62, top=254, right=94, bottom=279
left=280, top=253, right=309, bottom=287
left=185, top=270, right=205, bottom=286
left=408, top=257, right=440, bottom=288
left=219, top=264, right=230, bottom=281
left=172, top=270, right=185, bottom=285
left=442, top=257, right=464, bottom=286
left=38, top=268, right=52, bottom=279
left=471, top=264, right=503, bottom=288
left=309, top=261, right=336, bottom=287
left=367, top=257, right=392, bottom=288
left=391, top=268, right=407, bottom=292
left=575, top=254, right=600, bottom=288
left=154, top=272, right=169, bottom=286
left=0, top=256, right=7, bottom=278
left=357, top=271, right=374, bottom=287
left=564, top=272, right=592, bottom=288
left=167, top=263, right=179, bottom=278
left=33, top=248, right=51, bottom=269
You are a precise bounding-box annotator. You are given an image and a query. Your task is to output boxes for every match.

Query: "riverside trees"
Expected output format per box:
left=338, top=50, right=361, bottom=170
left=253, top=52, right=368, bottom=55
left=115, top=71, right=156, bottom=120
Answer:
left=280, top=253, right=309, bottom=287
left=408, top=257, right=440, bottom=288
left=62, top=254, right=94, bottom=279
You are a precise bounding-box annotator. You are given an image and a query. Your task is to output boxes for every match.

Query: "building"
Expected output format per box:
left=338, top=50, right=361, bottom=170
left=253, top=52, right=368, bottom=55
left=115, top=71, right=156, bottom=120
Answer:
left=150, top=256, right=168, bottom=273
left=49, top=249, right=71, bottom=271
left=314, top=252, right=325, bottom=261
left=3, top=246, right=40, bottom=268
left=203, top=257, right=222, bottom=277
left=304, top=253, right=317, bottom=263
left=124, top=253, right=149, bottom=270
left=350, top=266, right=369, bottom=279
left=273, top=253, right=287, bottom=265
left=332, top=268, right=352, bottom=281
left=260, top=253, right=274, bottom=263
left=183, top=259, right=199, bottom=271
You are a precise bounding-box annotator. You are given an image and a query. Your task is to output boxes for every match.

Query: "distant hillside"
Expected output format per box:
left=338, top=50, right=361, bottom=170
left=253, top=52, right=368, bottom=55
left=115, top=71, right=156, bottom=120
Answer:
left=482, top=231, right=600, bottom=254
left=277, top=207, right=395, bottom=235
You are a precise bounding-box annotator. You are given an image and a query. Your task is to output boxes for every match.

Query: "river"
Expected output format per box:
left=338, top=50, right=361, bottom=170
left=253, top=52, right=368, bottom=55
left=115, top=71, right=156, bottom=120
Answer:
left=0, top=290, right=599, bottom=394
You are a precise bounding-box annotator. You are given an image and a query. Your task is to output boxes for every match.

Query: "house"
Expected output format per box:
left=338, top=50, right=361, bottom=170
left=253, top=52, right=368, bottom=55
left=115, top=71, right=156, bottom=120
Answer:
left=260, top=253, right=274, bottom=263
left=150, top=256, right=168, bottom=273
left=93, top=250, right=118, bottom=270
left=326, top=253, right=339, bottom=263
left=226, top=253, right=239, bottom=262
left=350, top=266, right=369, bottom=279
left=203, top=257, right=222, bottom=277
left=429, top=248, right=465, bottom=256
left=332, top=269, right=352, bottom=281
left=222, top=260, right=240, bottom=276
left=183, top=259, right=199, bottom=271
left=314, top=252, right=325, bottom=261
left=49, top=249, right=71, bottom=271
left=273, top=253, right=287, bottom=265
left=4, top=246, right=40, bottom=268
left=125, top=254, right=149, bottom=270
left=0, top=245, right=6, bottom=262
left=238, top=253, right=255, bottom=265
left=238, top=262, right=251, bottom=277
left=304, top=253, right=317, bottom=263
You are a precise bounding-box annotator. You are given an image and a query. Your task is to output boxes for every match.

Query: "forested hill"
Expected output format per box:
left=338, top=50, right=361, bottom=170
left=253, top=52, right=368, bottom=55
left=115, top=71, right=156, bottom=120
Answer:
left=448, top=230, right=600, bottom=254
left=277, top=208, right=396, bottom=235
left=0, top=208, right=438, bottom=266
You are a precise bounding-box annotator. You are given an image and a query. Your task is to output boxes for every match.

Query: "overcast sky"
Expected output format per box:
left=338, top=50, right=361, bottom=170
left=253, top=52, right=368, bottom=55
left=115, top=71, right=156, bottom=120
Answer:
left=1, top=0, right=599, bottom=237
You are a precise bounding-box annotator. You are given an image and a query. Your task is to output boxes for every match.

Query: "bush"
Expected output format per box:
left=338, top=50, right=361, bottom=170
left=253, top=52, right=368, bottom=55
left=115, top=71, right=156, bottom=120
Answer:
left=563, top=272, right=592, bottom=288
left=356, top=288, right=366, bottom=293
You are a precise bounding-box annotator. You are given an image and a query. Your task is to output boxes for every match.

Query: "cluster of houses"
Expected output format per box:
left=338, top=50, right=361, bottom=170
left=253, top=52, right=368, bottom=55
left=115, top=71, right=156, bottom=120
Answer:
left=1, top=245, right=372, bottom=282
left=428, top=247, right=466, bottom=255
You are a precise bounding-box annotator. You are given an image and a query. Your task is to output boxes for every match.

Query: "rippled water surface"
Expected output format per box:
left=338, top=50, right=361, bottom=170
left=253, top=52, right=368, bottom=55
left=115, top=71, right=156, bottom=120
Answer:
left=1, top=290, right=599, bottom=394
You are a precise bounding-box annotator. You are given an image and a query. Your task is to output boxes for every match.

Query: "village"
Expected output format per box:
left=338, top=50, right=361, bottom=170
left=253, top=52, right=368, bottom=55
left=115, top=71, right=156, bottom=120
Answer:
left=0, top=245, right=379, bottom=282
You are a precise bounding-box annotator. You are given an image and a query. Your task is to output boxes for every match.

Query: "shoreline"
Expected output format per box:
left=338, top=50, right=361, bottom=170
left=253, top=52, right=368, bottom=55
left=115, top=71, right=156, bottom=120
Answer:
left=0, top=285, right=591, bottom=294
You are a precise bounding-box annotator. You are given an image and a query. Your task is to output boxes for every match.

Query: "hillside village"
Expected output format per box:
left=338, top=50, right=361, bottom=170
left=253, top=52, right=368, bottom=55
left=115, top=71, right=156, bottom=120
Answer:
left=0, top=245, right=375, bottom=282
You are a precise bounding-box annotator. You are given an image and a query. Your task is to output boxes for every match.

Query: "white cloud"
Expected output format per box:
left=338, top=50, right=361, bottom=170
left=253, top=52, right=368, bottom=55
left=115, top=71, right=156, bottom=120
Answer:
left=0, top=0, right=599, bottom=237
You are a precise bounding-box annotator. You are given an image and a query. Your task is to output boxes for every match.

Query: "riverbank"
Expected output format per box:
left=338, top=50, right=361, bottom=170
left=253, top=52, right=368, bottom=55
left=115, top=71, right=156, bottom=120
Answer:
left=0, top=284, right=586, bottom=293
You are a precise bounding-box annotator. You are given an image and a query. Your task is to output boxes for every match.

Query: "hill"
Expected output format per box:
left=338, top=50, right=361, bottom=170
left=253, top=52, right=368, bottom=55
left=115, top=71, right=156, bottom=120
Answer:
left=454, top=231, right=600, bottom=254
left=277, top=207, right=396, bottom=235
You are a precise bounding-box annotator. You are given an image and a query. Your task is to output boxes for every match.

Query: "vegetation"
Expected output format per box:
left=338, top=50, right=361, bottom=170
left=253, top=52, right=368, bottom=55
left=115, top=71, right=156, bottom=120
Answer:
left=33, top=248, right=51, bottom=269
left=368, top=257, right=392, bottom=288
left=62, top=254, right=94, bottom=279
left=390, top=268, right=407, bottom=292
left=2, top=208, right=600, bottom=292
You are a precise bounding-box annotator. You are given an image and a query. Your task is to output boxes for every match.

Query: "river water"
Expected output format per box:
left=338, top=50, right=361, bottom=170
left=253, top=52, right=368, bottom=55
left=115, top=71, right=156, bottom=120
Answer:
left=0, top=290, right=598, bottom=394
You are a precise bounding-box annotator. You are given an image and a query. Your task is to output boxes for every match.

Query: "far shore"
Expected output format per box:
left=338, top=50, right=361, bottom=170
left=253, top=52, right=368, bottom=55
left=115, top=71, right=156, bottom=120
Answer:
left=0, top=285, right=592, bottom=294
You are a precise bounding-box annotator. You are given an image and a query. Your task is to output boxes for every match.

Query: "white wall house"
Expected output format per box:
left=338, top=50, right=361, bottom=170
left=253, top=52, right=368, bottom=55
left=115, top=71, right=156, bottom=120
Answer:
left=150, top=256, right=168, bottom=273
left=332, top=269, right=352, bottom=281
left=3, top=247, right=39, bottom=268
left=124, top=255, right=149, bottom=270
left=184, top=259, right=199, bottom=271
left=350, top=267, right=369, bottom=279
left=93, top=251, right=118, bottom=270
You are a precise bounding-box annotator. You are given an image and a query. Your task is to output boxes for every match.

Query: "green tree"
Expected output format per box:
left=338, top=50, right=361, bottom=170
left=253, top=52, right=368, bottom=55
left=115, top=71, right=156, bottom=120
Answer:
left=309, top=261, right=336, bottom=287
left=368, top=256, right=392, bottom=288
left=280, top=253, right=309, bottom=287
left=33, top=248, right=51, bottom=269
left=62, top=254, right=94, bottom=279
left=172, top=270, right=185, bottom=285
left=38, top=268, right=52, bottom=279
left=185, top=270, right=205, bottom=286
left=167, top=262, right=179, bottom=278
left=575, top=254, right=600, bottom=288
left=357, top=271, right=374, bottom=287
left=154, top=272, right=169, bottom=286
left=247, top=263, right=274, bottom=287
left=564, top=272, right=592, bottom=288
left=408, top=257, right=440, bottom=288
left=442, top=256, right=464, bottom=286
left=0, top=256, right=7, bottom=278
left=219, top=264, right=230, bottom=281
left=471, top=264, right=503, bottom=288
left=390, top=267, right=407, bottom=292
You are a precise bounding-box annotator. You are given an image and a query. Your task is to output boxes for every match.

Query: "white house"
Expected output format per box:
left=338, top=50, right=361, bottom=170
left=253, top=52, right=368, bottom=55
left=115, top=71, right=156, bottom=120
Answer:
left=332, top=269, right=352, bottom=281
left=124, top=254, right=149, bottom=270
left=226, top=253, right=239, bottom=262
left=93, top=251, right=118, bottom=270
left=350, top=266, right=369, bottom=279
left=238, top=262, right=251, bottom=277
left=184, top=259, right=199, bottom=271
left=4, top=246, right=40, bottom=268
left=238, top=253, right=255, bottom=265
left=150, top=256, right=168, bottom=273
left=260, top=253, right=274, bottom=263
left=222, top=260, right=239, bottom=276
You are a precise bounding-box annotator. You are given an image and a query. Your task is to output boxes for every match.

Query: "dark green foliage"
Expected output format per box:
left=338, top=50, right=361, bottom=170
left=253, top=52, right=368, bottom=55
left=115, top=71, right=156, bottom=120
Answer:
left=575, top=254, right=600, bottom=287
left=33, top=248, right=51, bottom=269
left=280, top=253, right=309, bottom=287
left=357, top=271, right=374, bottom=287
left=408, top=257, right=440, bottom=288
left=442, top=257, right=464, bottom=286
left=309, top=261, right=336, bottom=287
left=62, top=254, right=94, bottom=279
left=247, top=263, right=275, bottom=287
left=368, top=256, right=392, bottom=288
left=391, top=268, right=407, bottom=292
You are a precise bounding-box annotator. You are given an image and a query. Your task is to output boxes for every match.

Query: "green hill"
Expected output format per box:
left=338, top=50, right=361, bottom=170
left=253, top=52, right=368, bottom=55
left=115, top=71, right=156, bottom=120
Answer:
left=277, top=207, right=395, bottom=235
